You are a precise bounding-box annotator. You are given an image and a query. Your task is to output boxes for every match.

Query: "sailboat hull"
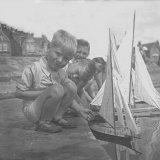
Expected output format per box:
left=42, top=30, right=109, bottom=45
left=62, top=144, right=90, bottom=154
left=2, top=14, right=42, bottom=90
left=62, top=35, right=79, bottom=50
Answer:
left=89, top=125, right=133, bottom=149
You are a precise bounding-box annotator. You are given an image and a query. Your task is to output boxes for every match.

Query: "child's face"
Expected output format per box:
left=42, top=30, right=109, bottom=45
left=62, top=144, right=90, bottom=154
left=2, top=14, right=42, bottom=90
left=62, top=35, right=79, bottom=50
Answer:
left=47, top=47, right=73, bottom=71
left=94, top=62, right=105, bottom=74
left=67, top=63, right=92, bottom=84
left=67, top=64, right=80, bottom=84
left=75, top=45, right=89, bottom=60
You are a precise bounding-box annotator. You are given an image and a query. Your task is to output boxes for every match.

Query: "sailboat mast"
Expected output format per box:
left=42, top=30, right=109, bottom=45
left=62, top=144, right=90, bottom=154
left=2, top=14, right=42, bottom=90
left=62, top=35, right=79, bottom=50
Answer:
left=109, top=28, right=119, bottom=160
left=109, top=28, right=116, bottom=134
left=128, top=11, right=136, bottom=108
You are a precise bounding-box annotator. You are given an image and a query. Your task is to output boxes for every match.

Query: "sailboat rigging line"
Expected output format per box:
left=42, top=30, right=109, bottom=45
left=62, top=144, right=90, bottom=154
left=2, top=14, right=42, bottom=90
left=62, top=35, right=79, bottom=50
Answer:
left=131, top=73, right=136, bottom=110
left=109, top=28, right=116, bottom=136
left=105, top=121, right=114, bottom=129
left=109, top=28, right=119, bottom=160
left=131, top=149, right=142, bottom=155
left=127, top=11, right=136, bottom=148
left=128, top=11, right=136, bottom=108
left=128, top=72, right=136, bottom=116
left=113, top=33, right=117, bottom=48
left=89, top=121, right=114, bottom=129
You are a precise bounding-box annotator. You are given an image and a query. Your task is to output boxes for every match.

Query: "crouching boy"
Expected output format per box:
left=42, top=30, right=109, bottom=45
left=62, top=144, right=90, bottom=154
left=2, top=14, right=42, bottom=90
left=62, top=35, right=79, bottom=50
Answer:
left=2, top=30, right=93, bottom=133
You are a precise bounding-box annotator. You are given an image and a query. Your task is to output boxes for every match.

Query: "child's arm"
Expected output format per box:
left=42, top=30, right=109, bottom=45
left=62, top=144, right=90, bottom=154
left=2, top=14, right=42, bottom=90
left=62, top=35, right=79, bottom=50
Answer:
left=16, top=63, right=44, bottom=100
left=77, top=80, right=88, bottom=97
left=71, top=99, right=94, bottom=121
left=94, top=73, right=103, bottom=90
left=62, top=78, right=86, bottom=106
left=82, top=88, right=93, bottom=102
left=0, top=89, right=44, bottom=100
left=15, top=89, right=44, bottom=100
left=62, top=78, right=94, bottom=120
left=83, top=79, right=96, bottom=99
left=0, top=63, right=45, bottom=101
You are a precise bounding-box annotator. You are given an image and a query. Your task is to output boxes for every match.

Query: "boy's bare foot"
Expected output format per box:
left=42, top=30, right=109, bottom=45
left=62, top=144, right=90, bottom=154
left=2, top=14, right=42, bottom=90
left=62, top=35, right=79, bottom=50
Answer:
left=35, top=121, right=62, bottom=133
left=64, top=108, right=79, bottom=117
left=51, top=118, right=77, bottom=129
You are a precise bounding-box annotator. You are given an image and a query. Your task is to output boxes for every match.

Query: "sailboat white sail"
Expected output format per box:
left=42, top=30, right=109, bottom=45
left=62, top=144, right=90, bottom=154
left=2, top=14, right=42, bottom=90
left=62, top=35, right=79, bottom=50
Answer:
left=91, top=15, right=160, bottom=123
left=91, top=16, right=140, bottom=134
left=134, top=47, right=160, bottom=110
left=99, top=34, right=114, bottom=127
left=113, top=33, right=139, bottom=134
left=115, top=27, right=134, bottom=104
left=99, top=30, right=125, bottom=129
left=90, top=31, right=121, bottom=107
left=92, top=29, right=139, bottom=135
left=90, top=13, right=142, bottom=157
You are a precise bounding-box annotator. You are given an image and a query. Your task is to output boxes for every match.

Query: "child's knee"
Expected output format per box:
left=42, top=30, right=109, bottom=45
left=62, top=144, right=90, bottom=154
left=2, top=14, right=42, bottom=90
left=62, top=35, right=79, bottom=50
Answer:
left=64, top=80, right=77, bottom=95
left=50, top=84, right=64, bottom=100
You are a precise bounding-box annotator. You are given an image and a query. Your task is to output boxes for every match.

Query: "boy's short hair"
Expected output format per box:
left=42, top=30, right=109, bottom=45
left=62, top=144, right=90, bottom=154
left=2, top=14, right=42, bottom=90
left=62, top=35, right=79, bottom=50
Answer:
left=92, top=57, right=106, bottom=66
left=77, top=39, right=90, bottom=52
left=92, top=57, right=106, bottom=73
left=77, top=59, right=96, bottom=81
left=50, top=29, right=77, bottom=55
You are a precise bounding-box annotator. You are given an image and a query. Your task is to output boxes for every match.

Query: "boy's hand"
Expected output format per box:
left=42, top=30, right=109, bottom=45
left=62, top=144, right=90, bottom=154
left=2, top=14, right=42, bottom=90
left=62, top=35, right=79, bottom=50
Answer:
left=79, top=107, right=95, bottom=121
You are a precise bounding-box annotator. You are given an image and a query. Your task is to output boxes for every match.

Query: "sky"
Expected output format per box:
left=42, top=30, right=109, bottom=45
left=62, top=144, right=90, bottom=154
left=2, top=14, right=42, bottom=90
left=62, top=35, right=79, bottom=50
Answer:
left=0, top=0, right=160, bottom=58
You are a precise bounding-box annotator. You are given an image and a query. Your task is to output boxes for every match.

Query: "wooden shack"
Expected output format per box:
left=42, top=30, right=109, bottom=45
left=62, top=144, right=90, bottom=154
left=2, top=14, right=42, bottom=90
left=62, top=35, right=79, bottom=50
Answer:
left=138, top=41, right=160, bottom=63
left=0, top=25, right=11, bottom=56
left=22, top=34, right=49, bottom=56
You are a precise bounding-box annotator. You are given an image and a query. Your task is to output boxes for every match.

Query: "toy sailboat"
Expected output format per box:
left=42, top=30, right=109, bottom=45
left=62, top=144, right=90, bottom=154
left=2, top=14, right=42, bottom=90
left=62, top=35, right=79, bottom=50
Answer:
left=89, top=12, right=141, bottom=156
left=90, top=11, right=160, bottom=158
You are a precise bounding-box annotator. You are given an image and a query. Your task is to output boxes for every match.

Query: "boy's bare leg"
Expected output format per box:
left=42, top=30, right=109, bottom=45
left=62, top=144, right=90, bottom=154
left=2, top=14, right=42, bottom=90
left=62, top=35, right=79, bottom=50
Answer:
left=25, top=84, right=65, bottom=133
left=53, top=81, right=76, bottom=122
left=33, top=84, right=64, bottom=122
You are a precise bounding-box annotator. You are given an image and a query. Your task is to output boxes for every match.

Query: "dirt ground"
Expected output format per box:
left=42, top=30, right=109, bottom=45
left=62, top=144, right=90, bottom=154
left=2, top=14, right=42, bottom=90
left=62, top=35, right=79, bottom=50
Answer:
left=1, top=58, right=160, bottom=160
left=1, top=87, right=160, bottom=160
left=0, top=56, right=111, bottom=160
left=0, top=98, right=112, bottom=160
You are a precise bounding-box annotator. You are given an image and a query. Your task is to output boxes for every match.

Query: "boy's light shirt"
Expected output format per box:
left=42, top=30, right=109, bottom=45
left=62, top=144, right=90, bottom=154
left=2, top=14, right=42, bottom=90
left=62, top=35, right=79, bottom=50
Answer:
left=17, top=57, right=66, bottom=91
left=17, top=56, right=67, bottom=111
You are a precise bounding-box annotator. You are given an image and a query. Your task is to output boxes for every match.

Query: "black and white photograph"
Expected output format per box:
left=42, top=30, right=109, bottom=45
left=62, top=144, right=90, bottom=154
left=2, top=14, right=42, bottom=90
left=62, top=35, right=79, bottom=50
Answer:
left=0, top=0, right=160, bottom=160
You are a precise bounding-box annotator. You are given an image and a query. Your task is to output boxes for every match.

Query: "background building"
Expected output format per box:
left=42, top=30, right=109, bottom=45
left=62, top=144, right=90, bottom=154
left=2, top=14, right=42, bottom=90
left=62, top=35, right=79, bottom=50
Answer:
left=138, top=41, right=160, bottom=64
left=0, top=26, right=11, bottom=55
left=22, top=34, right=49, bottom=56
left=0, top=22, right=49, bottom=56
